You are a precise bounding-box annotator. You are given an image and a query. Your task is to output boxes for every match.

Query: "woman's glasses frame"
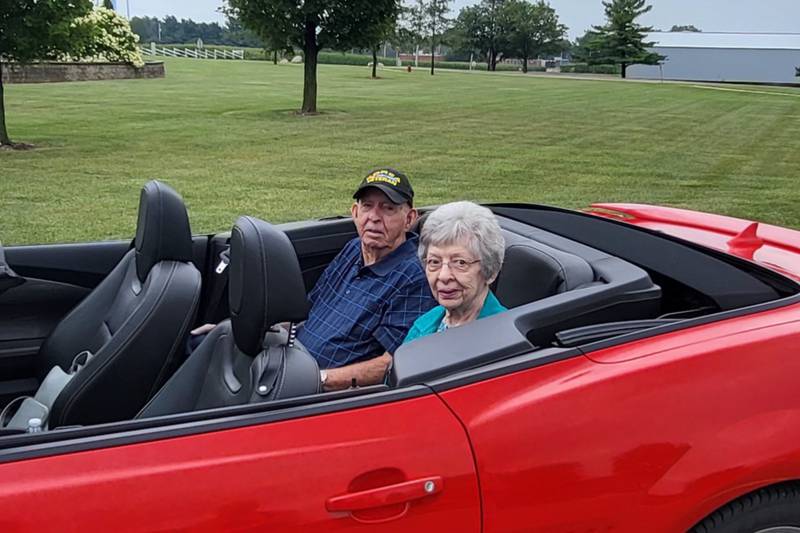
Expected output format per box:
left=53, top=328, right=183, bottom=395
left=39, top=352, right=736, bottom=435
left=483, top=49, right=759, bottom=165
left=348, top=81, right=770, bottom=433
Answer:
left=424, top=257, right=481, bottom=273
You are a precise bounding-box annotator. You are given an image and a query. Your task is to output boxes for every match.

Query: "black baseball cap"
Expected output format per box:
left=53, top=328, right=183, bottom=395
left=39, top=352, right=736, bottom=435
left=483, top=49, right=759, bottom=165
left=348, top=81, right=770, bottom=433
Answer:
left=353, top=168, right=414, bottom=206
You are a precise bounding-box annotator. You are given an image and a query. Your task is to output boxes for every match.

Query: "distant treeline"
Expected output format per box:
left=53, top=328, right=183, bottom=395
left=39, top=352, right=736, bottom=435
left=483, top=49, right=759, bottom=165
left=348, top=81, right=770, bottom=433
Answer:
left=130, top=16, right=262, bottom=47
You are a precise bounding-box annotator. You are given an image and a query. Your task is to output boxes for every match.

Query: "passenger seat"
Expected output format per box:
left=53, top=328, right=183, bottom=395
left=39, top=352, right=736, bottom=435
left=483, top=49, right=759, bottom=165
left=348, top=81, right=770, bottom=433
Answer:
left=137, top=216, right=320, bottom=419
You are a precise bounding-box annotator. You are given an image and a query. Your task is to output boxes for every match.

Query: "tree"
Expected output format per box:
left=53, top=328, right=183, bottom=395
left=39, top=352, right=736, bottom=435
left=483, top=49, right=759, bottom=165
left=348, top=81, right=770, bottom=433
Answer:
left=398, top=0, right=427, bottom=67
left=130, top=16, right=159, bottom=43
left=553, top=37, right=572, bottom=58
left=501, top=0, right=565, bottom=73
left=130, top=14, right=265, bottom=48
left=571, top=29, right=603, bottom=63
left=453, top=0, right=507, bottom=71
left=670, top=24, right=701, bottom=32
left=161, top=16, right=186, bottom=44
left=422, top=0, right=452, bottom=75
left=452, top=5, right=488, bottom=66
left=0, top=0, right=93, bottom=147
left=102, top=0, right=115, bottom=10
left=218, top=7, right=282, bottom=62
left=363, top=17, right=398, bottom=79
left=227, top=0, right=399, bottom=114
left=591, top=0, right=664, bottom=78
left=218, top=12, right=265, bottom=48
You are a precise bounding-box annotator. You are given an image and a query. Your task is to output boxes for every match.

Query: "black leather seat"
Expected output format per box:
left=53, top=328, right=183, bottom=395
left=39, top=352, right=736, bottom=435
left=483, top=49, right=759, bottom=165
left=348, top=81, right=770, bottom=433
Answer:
left=138, top=216, right=320, bottom=419
left=494, top=232, right=595, bottom=308
left=38, top=181, right=202, bottom=427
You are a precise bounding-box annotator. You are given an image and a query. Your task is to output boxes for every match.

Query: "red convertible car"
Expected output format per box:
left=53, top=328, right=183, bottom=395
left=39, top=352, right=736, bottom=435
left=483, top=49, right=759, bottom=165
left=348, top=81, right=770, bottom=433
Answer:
left=0, top=181, right=799, bottom=532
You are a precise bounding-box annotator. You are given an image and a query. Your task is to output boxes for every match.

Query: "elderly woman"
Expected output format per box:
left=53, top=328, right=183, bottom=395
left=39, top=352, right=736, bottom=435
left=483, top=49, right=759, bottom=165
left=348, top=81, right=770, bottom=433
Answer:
left=403, top=201, right=506, bottom=343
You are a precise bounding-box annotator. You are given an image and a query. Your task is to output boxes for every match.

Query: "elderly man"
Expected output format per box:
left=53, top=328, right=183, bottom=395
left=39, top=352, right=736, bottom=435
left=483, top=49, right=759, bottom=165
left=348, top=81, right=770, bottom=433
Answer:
left=297, top=168, right=436, bottom=390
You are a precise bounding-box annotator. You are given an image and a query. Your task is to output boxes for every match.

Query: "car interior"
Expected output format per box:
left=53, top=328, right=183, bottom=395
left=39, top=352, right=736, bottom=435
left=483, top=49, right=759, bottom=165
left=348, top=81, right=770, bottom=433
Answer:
left=1, top=183, right=798, bottom=438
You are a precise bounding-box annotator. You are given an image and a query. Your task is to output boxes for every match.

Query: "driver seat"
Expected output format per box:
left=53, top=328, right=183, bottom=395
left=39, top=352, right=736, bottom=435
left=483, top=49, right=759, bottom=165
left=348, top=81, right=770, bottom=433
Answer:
left=39, top=181, right=202, bottom=427
left=138, top=216, right=320, bottom=419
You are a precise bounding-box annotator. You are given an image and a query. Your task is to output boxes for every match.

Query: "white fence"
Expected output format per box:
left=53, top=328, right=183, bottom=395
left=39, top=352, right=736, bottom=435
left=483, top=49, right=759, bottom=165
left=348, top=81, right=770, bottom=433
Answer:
left=140, top=44, right=245, bottom=60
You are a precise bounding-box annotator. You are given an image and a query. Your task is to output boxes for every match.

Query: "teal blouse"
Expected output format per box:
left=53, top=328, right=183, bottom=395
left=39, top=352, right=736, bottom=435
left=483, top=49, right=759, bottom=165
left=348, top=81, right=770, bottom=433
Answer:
left=403, top=291, right=507, bottom=344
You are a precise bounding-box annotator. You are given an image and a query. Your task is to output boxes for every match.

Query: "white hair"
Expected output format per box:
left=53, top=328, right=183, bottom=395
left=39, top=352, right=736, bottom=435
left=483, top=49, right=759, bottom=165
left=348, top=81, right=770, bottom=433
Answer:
left=419, top=201, right=505, bottom=280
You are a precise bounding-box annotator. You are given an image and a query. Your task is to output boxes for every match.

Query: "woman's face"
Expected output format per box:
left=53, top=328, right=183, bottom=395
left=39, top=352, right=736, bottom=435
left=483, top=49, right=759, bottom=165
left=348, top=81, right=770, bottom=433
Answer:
left=425, top=242, right=489, bottom=314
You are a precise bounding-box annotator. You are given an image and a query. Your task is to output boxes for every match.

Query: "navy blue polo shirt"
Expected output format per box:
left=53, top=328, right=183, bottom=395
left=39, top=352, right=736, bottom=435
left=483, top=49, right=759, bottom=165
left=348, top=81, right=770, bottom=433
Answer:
left=297, top=235, right=436, bottom=369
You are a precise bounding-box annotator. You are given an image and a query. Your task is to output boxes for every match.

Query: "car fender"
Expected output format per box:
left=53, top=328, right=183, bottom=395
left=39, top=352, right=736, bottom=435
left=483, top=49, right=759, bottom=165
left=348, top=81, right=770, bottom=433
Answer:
left=651, top=407, right=800, bottom=529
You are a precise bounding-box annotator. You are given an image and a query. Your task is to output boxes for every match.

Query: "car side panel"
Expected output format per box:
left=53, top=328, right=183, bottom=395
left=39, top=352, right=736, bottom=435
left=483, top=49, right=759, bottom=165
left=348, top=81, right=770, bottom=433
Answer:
left=0, top=395, right=480, bottom=532
left=440, top=309, right=800, bottom=532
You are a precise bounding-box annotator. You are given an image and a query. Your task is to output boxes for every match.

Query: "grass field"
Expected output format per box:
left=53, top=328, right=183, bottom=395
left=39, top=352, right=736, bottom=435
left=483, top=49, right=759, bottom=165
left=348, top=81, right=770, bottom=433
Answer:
left=1, top=58, right=799, bottom=244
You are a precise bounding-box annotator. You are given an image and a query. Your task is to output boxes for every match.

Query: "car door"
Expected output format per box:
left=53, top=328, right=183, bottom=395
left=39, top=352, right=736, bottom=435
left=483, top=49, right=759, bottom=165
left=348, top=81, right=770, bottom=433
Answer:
left=0, top=389, right=481, bottom=532
left=0, top=238, right=208, bottom=405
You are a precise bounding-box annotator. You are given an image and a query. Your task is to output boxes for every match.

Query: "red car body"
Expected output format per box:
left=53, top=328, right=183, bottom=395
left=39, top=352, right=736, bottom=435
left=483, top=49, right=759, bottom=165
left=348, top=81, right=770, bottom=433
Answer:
left=1, top=204, right=799, bottom=532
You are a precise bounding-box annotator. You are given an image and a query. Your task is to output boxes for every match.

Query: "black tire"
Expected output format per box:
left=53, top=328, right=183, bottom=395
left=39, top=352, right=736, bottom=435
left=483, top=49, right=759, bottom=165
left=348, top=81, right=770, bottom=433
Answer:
left=691, top=482, right=800, bottom=533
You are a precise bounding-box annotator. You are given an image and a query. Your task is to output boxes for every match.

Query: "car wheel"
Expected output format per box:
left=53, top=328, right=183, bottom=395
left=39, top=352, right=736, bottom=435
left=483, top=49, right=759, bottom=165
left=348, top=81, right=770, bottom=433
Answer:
left=692, top=483, right=800, bottom=533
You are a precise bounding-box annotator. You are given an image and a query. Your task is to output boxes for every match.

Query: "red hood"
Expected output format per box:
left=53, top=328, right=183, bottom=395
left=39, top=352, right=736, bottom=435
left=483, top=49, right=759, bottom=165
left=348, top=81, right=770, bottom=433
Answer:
left=588, top=203, right=800, bottom=282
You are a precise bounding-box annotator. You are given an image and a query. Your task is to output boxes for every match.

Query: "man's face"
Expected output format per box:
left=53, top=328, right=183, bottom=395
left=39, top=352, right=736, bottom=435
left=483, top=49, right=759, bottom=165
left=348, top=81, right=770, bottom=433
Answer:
left=351, top=188, right=417, bottom=253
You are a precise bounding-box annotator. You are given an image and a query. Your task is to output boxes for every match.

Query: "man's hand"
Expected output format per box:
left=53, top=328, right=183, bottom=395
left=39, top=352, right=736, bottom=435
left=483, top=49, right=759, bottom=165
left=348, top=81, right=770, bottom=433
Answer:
left=190, top=323, right=217, bottom=336
left=323, top=352, right=393, bottom=392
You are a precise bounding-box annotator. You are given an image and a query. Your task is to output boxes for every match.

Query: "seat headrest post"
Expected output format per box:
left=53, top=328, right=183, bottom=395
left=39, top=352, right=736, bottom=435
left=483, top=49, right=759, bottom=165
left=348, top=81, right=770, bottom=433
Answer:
left=134, top=180, right=193, bottom=282
left=229, top=216, right=309, bottom=357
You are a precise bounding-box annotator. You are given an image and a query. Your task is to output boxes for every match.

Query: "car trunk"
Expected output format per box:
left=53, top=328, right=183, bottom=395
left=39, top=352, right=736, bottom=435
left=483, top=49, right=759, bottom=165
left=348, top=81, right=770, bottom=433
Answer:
left=588, top=203, right=800, bottom=282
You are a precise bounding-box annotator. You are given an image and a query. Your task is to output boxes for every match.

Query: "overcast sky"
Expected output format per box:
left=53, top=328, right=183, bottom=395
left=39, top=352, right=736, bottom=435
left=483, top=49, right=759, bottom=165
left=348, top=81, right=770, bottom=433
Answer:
left=121, top=0, right=800, bottom=39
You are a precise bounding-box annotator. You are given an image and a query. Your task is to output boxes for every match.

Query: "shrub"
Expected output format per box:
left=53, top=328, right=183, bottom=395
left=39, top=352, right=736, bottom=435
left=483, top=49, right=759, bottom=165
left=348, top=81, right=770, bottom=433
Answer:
left=409, top=61, right=519, bottom=72
left=561, top=63, right=621, bottom=75
left=414, top=60, right=473, bottom=70
left=70, top=7, right=144, bottom=67
left=317, top=52, right=394, bottom=66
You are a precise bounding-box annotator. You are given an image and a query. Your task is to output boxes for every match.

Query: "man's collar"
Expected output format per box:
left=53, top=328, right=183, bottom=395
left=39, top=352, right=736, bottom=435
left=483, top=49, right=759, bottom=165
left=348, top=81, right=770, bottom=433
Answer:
left=361, top=233, right=419, bottom=277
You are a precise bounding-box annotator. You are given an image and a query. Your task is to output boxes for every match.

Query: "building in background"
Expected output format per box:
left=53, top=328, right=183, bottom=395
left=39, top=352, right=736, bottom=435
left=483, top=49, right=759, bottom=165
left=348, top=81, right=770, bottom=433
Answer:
left=628, top=32, right=800, bottom=85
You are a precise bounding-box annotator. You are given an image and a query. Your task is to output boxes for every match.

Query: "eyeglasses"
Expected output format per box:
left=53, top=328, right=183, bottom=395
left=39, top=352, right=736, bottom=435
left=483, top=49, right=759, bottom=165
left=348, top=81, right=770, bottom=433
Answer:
left=425, top=257, right=481, bottom=273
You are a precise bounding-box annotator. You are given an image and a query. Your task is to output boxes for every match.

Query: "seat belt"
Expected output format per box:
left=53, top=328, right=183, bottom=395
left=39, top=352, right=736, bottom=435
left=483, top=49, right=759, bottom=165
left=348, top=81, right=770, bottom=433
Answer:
left=203, top=247, right=230, bottom=323
left=252, top=346, right=285, bottom=401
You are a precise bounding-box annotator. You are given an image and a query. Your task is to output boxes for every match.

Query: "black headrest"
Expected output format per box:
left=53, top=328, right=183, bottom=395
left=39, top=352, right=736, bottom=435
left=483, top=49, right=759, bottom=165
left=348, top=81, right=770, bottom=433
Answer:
left=494, top=236, right=594, bottom=308
left=229, top=216, right=310, bottom=356
left=134, top=181, right=193, bottom=282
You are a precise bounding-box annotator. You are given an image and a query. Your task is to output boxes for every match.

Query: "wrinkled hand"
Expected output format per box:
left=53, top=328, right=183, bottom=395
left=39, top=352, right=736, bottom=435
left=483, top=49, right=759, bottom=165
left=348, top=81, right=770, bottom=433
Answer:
left=190, top=323, right=217, bottom=336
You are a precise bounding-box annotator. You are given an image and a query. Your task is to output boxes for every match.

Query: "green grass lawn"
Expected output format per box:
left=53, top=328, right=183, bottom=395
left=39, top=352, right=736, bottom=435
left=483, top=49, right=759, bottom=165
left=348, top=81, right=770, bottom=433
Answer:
left=2, top=58, right=799, bottom=244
